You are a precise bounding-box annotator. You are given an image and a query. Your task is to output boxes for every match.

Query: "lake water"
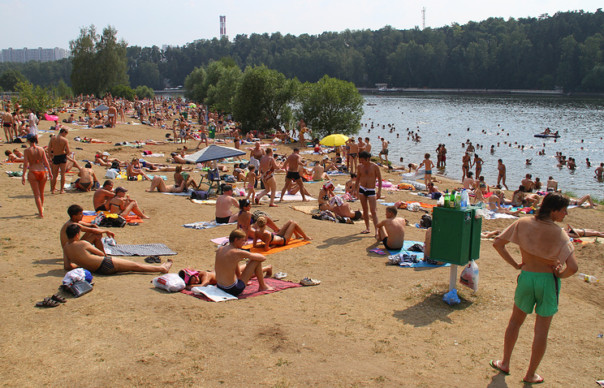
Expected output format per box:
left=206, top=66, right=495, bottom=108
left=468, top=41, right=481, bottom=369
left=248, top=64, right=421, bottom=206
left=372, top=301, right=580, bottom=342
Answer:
left=361, top=94, right=604, bottom=199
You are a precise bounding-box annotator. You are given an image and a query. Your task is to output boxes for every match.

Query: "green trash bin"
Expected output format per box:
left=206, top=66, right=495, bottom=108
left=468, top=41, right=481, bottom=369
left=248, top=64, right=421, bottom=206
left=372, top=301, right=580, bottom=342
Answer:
left=430, top=206, right=482, bottom=265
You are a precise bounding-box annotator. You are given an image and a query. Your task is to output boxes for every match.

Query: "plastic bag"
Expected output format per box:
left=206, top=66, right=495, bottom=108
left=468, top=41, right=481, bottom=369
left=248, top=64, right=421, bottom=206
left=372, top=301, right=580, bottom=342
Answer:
left=460, top=260, right=479, bottom=292
left=152, top=273, right=186, bottom=292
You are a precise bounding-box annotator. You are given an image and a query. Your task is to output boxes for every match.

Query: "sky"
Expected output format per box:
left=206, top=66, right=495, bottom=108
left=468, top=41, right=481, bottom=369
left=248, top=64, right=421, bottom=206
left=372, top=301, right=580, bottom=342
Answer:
left=1, top=0, right=602, bottom=49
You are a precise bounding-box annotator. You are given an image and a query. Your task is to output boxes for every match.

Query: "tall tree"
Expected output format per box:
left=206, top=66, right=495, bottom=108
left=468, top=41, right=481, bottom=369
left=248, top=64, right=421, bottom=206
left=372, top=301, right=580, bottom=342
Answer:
left=70, top=25, right=128, bottom=96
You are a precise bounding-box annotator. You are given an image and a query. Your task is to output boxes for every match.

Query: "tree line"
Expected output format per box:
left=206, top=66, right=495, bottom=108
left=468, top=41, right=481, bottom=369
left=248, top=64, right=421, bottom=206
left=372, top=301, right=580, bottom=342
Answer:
left=1, top=9, right=603, bottom=93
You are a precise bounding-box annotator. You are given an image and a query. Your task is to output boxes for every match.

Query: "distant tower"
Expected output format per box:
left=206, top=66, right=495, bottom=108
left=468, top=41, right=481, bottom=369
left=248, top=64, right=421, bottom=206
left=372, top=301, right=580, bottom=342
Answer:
left=422, top=7, right=426, bottom=30
left=220, top=15, right=227, bottom=38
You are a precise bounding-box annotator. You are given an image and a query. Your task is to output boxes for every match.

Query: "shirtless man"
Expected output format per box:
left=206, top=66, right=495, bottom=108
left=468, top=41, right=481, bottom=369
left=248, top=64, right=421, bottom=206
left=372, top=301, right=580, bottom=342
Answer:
left=364, top=137, right=372, bottom=154
left=355, top=151, right=382, bottom=235
left=214, top=229, right=272, bottom=296
left=462, top=171, right=476, bottom=190
left=348, top=138, right=359, bottom=174
left=497, top=159, right=509, bottom=190
left=255, top=148, right=280, bottom=207
left=417, top=153, right=435, bottom=188
left=69, top=158, right=99, bottom=192
left=280, top=148, right=308, bottom=202
left=521, top=174, right=535, bottom=192
left=94, top=180, right=115, bottom=211
left=379, top=138, right=389, bottom=164
left=107, top=104, right=117, bottom=128
left=60, top=204, right=115, bottom=253
left=375, top=206, right=406, bottom=250
left=215, top=185, right=239, bottom=224
left=311, top=161, right=328, bottom=181
left=2, top=110, right=15, bottom=143
left=249, top=141, right=264, bottom=172
left=491, top=193, right=578, bottom=384
left=595, top=163, right=604, bottom=180
left=48, top=127, right=71, bottom=194
left=546, top=176, right=559, bottom=192
left=63, top=224, right=172, bottom=275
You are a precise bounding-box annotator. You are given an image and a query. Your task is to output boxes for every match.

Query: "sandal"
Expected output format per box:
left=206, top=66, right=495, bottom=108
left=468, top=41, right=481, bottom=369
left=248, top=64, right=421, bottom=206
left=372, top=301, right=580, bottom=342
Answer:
left=144, top=255, right=161, bottom=263
left=300, top=277, right=321, bottom=286
left=51, top=294, right=67, bottom=303
left=273, top=272, right=287, bottom=280
left=35, top=297, right=60, bottom=308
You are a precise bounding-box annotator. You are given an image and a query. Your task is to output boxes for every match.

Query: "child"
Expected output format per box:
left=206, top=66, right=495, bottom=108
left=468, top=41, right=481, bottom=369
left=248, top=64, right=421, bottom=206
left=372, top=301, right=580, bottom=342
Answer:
left=245, top=165, right=257, bottom=203
left=417, top=153, right=435, bottom=188
left=345, top=173, right=358, bottom=199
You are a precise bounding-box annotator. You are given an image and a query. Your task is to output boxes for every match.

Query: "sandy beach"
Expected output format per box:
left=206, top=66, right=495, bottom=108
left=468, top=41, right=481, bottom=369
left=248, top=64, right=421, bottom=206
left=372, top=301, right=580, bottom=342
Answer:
left=0, top=114, right=602, bottom=387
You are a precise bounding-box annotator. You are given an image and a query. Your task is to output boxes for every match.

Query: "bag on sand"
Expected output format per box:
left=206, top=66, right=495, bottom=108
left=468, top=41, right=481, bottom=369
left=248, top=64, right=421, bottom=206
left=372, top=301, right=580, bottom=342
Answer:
left=152, top=273, right=186, bottom=292
left=460, top=260, right=479, bottom=292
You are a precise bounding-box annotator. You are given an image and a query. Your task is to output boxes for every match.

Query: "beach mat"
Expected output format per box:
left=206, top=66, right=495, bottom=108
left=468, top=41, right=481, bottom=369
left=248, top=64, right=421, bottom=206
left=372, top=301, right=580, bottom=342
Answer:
left=242, top=239, right=311, bottom=255
left=82, top=212, right=144, bottom=224
left=259, top=193, right=316, bottom=202
left=211, top=236, right=253, bottom=245
left=183, top=220, right=236, bottom=230
left=182, top=278, right=302, bottom=302
left=103, top=242, right=177, bottom=256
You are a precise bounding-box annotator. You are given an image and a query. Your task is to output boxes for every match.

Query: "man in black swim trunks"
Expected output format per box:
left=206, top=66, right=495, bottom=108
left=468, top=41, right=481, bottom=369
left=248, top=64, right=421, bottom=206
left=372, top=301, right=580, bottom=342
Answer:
left=215, top=185, right=239, bottom=224
left=48, top=127, right=70, bottom=194
left=279, top=148, right=308, bottom=202
left=63, top=224, right=173, bottom=275
left=93, top=180, right=115, bottom=211
left=214, top=229, right=273, bottom=296
left=375, top=206, right=406, bottom=250
left=60, top=204, right=115, bottom=254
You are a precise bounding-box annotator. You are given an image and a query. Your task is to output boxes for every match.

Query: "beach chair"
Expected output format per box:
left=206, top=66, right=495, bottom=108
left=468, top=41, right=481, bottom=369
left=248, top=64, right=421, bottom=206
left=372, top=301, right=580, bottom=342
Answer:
left=197, top=168, right=223, bottom=195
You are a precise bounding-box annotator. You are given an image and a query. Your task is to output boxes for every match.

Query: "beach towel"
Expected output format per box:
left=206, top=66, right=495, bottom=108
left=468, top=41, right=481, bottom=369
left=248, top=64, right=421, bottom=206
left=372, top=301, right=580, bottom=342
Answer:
left=481, top=210, right=518, bottom=220
left=182, top=278, right=302, bottom=302
left=291, top=205, right=319, bottom=215
left=259, top=193, right=316, bottom=202
left=211, top=237, right=254, bottom=246
left=82, top=212, right=144, bottom=224
left=183, top=220, right=236, bottom=230
left=190, top=199, right=218, bottom=204
left=103, top=242, right=177, bottom=256
left=325, top=171, right=348, bottom=176
left=242, top=239, right=311, bottom=255
left=162, top=189, right=194, bottom=196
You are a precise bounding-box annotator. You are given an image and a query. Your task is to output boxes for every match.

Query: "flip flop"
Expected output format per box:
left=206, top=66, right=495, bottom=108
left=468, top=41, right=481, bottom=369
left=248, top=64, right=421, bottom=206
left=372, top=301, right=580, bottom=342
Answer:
left=51, top=294, right=67, bottom=303
left=489, top=360, right=510, bottom=376
left=144, top=255, right=161, bottom=263
left=360, top=230, right=371, bottom=234
left=35, top=297, right=60, bottom=308
left=521, top=375, right=544, bottom=385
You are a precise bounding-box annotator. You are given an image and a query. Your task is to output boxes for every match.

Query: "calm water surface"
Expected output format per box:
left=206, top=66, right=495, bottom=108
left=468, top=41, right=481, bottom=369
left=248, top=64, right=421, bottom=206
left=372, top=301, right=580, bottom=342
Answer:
left=361, top=94, right=604, bottom=199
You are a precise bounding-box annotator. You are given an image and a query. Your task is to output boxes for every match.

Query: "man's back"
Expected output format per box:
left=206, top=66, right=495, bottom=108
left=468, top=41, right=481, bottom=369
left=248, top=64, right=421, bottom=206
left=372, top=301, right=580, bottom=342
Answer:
left=215, top=245, right=243, bottom=286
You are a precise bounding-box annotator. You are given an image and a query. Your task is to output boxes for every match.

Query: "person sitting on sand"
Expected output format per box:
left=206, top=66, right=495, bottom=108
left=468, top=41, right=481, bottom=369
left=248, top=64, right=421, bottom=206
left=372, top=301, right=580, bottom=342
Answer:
left=546, top=176, right=559, bottom=192
left=311, top=161, right=329, bottom=181
left=146, top=175, right=186, bottom=193
left=521, top=174, right=535, bottom=192
left=237, top=199, right=280, bottom=238
left=375, top=206, right=406, bottom=250
left=107, top=187, right=150, bottom=219
left=68, top=158, right=99, bottom=192
left=93, top=180, right=115, bottom=211
left=126, top=158, right=151, bottom=181
left=173, top=165, right=196, bottom=189
left=215, top=185, right=239, bottom=224
left=487, top=191, right=523, bottom=216
left=63, top=224, right=172, bottom=275
left=345, top=173, right=358, bottom=198
left=214, top=229, right=273, bottom=296
left=462, top=171, right=476, bottom=190
left=5, top=150, right=24, bottom=163
left=60, top=204, right=115, bottom=253
left=318, top=181, right=362, bottom=221
left=252, top=216, right=311, bottom=251
left=565, top=224, right=604, bottom=238
left=179, top=264, right=273, bottom=290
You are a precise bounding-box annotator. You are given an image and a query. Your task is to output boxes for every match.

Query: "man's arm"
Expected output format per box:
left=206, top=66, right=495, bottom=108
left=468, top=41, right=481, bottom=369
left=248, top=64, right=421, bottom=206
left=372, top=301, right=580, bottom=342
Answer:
left=554, top=253, right=578, bottom=279
left=85, top=242, right=106, bottom=256
left=63, top=250, right=77, bottom=271
left=493, top=238, right=523, bottom=270
left=375, top=164, right=382, bottom=197
left=243, top=250, right=267, bottom=262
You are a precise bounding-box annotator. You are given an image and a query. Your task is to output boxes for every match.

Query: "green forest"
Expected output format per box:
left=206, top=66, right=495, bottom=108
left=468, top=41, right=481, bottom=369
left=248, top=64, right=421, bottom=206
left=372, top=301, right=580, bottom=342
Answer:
left=2, top=9, right=604, bottom=93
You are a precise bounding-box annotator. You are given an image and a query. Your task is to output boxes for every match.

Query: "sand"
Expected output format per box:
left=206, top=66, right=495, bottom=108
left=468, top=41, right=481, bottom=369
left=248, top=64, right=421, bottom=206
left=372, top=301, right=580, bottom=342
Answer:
left=0, top=115, right=602, bottom=387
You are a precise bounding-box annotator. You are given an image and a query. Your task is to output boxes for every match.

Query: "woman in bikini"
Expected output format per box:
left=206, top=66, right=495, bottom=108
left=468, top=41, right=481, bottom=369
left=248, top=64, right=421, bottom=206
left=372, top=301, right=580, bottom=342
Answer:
left=318, top=181, right=362, bottom=220
left=252, top=216, right=311, bottom=252
left=236, top=199, right=279, bottom=239
left=22, top=134, right=52, bottom=217
left=565, top=224, right=604, bottom=238
left=108, top=187, right=150, bottom=219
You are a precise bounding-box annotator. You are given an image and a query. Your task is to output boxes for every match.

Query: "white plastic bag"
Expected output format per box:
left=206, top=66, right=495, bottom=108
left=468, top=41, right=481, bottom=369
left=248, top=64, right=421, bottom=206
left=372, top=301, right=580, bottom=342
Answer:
left=459, top=260, right=479, bottom=292
left=152, top=273, right=186, bottom=292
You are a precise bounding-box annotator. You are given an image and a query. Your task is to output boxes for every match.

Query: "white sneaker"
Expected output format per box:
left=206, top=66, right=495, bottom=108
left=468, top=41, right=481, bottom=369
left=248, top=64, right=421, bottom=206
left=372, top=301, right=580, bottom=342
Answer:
left=300, top=277, right=321, bottom=286
left=273, top=272, right=287, bottom=280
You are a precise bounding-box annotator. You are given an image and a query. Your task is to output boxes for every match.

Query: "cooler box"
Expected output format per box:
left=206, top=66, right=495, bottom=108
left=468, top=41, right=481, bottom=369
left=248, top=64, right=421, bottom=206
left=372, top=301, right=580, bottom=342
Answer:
left=430, top=206, right=482, bottom=265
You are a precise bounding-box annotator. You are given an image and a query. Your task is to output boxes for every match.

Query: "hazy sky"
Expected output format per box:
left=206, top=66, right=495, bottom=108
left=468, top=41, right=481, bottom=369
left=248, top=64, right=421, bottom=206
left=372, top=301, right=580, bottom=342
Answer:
left=1, top=0, right=601, bottom=49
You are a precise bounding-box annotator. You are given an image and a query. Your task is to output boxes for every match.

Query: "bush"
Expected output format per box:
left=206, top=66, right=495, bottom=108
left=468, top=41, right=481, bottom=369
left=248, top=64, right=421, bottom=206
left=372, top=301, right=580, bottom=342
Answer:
left=111, top=84, right=135, bottom=100
left=134, top=85, right=155, bottom=99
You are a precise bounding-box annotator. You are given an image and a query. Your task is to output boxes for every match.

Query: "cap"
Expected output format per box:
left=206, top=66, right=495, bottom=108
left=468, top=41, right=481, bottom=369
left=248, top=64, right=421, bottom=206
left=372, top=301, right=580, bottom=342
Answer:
left=323, top=155, right=329, bottom=159
left=115, top=186, right=128, bottom=193
left=102, top=152, right=110, bottom=156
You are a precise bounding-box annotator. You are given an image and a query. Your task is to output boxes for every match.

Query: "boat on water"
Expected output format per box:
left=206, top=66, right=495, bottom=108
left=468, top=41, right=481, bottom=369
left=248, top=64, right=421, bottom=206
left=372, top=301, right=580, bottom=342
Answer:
left=534, top=133, right=560, bottom=138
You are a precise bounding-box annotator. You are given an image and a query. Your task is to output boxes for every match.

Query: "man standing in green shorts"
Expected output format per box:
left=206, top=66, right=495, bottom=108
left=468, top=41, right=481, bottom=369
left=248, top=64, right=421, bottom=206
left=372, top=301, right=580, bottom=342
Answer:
left=490, top=193, right=578, bottom=384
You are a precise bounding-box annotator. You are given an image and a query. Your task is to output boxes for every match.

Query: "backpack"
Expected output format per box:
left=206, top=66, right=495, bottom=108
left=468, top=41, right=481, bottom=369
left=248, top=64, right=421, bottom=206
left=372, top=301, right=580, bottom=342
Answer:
left=419, top=214, right=432, bottom=228
left=191, top=190, right=209, bottom=200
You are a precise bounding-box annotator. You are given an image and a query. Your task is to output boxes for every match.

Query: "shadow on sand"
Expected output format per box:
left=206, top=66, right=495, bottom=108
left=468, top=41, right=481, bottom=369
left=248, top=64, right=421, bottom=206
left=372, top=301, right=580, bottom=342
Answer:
left=392, top=292, right=473, bottom=327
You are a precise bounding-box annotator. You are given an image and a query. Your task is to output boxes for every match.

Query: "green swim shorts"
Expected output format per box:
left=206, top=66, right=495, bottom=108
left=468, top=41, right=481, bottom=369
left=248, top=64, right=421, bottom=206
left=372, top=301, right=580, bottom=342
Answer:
left=514, top=271, right=561, bottom=317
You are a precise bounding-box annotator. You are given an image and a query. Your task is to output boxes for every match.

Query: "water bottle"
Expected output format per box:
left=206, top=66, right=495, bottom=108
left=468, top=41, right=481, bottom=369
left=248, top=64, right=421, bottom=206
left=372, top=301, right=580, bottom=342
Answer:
left=444, top=190, right=450, bottom=208
left=460, top=189, right=469, bottom=208
left=449, top=190, right=456, bottom=208
left=454, top=192, right=461, bottom=209
left=577, top=273, right=599, bottom=283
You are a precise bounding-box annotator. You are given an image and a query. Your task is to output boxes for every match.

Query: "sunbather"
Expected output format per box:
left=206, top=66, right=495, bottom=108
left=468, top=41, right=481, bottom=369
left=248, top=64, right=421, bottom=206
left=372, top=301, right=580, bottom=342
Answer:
left=565, top=224, right=604, bottom=238
left=375, top=206, right=406, bottom=250
left=237, top=199, right=279, bottom=238
left=252, top=216, right=311, bottom=251
left=146, top=175, right=186, bottom=193
left=63, top=224, right=172, bottom=274
left=178, top=264, right=273, bottom=289
left=107, top=187, right=150, bottom=219
left=60, top=204, right=115, bottom=253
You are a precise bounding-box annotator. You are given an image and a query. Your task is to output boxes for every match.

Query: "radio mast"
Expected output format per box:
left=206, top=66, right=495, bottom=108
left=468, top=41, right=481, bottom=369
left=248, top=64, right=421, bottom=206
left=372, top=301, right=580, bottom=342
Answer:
left=422, top=7, right=426, bottom=30
left=220, top=15, right=227, bottom=38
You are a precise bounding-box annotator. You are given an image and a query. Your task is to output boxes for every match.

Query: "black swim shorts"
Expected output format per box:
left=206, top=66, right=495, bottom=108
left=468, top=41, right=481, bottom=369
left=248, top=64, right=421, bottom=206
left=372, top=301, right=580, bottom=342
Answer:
left=286, top=171, right=301, bottom=181
left=95, top=256, right=118, bottom=275
left=52, top=154, right=67, bottom=165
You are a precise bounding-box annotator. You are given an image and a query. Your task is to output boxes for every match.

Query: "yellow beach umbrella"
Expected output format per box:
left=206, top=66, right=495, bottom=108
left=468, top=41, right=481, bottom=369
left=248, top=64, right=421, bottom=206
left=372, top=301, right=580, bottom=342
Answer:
left=320, top=134, right=349, bottom=147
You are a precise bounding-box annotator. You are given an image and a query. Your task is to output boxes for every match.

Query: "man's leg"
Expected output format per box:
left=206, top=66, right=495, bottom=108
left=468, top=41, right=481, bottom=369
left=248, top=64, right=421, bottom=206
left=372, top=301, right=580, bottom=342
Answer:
left=51, top=163, right=60, bottom=193
left=82, top=232, right=105, bottom=252
left=368, top=196, right=379, bottom=236
left=295, top=178, right=307, bottom=201
left=498, top=304, right=528, bottom=373
left=279, top=179, right=291, bottom=202
left=59, top=163, right=67, bottom=193
left=239, top=260, right=272, bottom=291
left=523, top=314, right=553, bottom=383
left=268, top=178, right=277, bottom=207
left=359, top=194, right=370, bottom=233
left=113, top=257, right=173, bottom=273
